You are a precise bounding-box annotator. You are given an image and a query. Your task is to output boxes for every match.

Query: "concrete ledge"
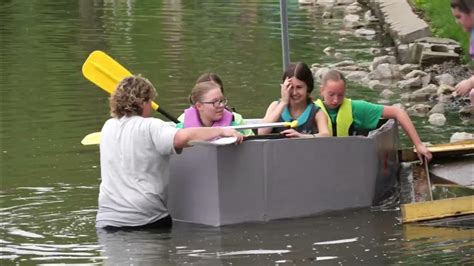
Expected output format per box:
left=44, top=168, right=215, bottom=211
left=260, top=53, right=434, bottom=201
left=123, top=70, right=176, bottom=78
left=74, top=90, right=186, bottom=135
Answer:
left=368, top=0, right=431, bottom=44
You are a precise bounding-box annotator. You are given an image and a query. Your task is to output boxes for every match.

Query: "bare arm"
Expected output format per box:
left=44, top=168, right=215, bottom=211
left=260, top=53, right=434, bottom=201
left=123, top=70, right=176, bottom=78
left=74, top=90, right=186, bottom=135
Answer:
left=258, top=101, right=287, bottom=135
left=314, top=111, right=330, bottom=137
left=173, top=127, right=243, bottom=149
left=259, top=78, right=292, bottom=135
left=382, top=106, right=432, bottom=161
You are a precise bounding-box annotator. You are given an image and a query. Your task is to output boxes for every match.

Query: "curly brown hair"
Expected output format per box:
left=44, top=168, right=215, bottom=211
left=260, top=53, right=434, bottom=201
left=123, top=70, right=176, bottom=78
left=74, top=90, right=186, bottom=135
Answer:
left=109, top=75, right=157, bottom=118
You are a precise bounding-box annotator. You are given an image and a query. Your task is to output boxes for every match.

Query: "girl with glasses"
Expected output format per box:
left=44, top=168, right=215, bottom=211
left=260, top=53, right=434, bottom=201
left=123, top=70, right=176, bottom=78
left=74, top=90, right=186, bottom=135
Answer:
left=177, top=77, right=253, bottom=136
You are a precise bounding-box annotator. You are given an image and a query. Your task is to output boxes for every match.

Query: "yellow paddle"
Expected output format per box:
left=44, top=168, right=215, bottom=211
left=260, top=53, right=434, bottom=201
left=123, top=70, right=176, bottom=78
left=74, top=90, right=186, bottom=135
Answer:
left=82, top=132, right=101, bottom=146
left=82, top=50, right=179, bottom=123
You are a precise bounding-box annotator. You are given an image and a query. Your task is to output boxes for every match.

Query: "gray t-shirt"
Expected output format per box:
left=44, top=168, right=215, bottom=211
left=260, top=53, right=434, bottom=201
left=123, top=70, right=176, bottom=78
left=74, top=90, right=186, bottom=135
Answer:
left=96, top=116, right=178, bottom=228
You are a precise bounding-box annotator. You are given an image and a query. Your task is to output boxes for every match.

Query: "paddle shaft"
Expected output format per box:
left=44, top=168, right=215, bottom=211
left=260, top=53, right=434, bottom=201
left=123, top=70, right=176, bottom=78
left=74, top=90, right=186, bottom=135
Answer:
left=151, top=102, right=179, bottom=123
left=81, top=122, right=292, bottom=146
left=225, top=122, right=294, bottom=130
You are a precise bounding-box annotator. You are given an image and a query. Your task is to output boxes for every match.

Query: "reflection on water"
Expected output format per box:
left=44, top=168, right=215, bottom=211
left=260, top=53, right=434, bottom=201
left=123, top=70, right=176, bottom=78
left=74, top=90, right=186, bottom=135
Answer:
left=1, top=193, right=473, bottom=264
left=94, top=209, right=473, bottom=264
left=1, top=0, right=473, bottom=264
left=97, top=228, right=172, bottom=264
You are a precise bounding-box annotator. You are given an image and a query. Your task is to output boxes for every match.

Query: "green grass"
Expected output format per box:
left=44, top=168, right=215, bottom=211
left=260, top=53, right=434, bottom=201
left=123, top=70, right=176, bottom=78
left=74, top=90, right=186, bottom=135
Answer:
left=411, top=0, right=470, bottom=63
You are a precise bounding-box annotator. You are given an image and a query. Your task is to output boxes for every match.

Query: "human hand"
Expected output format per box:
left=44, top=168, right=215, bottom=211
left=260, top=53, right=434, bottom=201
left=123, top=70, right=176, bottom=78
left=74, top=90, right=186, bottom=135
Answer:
left=415, top=143, right=432, bottom=163
left=280, top=77, right=292, bottom=104
left=280, top=128, right=302, bottom=138
left=220, top=128, right=244, bottom=144
left=454, top=78, right=474, bottom=97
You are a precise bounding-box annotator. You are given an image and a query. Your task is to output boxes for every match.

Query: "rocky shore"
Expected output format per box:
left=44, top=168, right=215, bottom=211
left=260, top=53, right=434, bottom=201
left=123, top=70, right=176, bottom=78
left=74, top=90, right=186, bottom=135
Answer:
left=301, top=0, right=473, bottom=140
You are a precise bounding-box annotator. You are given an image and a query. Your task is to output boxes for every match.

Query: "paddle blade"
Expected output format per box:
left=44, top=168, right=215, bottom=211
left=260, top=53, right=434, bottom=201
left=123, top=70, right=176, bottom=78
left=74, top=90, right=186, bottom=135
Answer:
left=81, top=132, right=101, bottom=146
left=82, top=50, right=132, bottom=95
left=82, top=50, right=165, bottom=114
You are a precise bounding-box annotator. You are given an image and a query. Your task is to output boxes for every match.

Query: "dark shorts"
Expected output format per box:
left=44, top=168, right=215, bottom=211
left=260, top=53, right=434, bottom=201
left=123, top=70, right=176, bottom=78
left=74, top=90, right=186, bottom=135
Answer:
left=103, top=215, right=172, bottom=232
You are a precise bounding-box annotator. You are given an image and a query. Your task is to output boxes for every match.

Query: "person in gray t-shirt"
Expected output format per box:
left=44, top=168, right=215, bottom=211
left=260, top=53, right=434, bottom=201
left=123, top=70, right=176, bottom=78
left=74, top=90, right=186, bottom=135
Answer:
left=96, top=75, right=243, bottom=230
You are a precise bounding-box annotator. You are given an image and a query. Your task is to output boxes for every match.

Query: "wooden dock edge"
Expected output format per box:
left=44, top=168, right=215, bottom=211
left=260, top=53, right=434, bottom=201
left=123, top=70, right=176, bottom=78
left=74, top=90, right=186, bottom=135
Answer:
left=401, top=195, right=474, bottom=223
left=399, top=140, right=474, bottom=162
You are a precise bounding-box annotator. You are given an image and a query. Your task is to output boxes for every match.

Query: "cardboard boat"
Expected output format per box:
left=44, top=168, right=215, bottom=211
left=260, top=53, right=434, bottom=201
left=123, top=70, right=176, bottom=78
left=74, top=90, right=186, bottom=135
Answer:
left=168, top=119, right=400, bottom=226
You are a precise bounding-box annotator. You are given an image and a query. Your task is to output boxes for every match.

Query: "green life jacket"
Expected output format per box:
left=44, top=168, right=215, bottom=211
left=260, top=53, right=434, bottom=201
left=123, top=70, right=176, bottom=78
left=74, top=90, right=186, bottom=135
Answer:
left=232, top=112, right=254, bottom=136
left=314, top=98, right=353, bottom=137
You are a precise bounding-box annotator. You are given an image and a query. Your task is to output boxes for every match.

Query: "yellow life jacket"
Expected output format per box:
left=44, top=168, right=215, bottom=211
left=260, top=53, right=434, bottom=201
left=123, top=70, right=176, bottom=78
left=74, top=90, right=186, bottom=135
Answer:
left=315, top=98, right=353, bottom=137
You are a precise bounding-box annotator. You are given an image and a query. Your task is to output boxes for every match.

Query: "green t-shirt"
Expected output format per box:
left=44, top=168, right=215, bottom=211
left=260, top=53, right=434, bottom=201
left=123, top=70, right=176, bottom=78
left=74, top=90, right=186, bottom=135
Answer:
left=326, top=100, right=384, bottom=130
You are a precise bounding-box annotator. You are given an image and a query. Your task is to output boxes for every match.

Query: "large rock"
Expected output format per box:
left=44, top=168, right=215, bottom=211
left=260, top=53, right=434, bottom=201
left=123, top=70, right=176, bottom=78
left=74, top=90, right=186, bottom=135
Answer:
left=330, top=60, right=356, bottom=67
left=346, top=71, right=369, bottom=81
left=437, top=84, right=455, bottom=96
left=381, top=89, right=394, bottom=99
left=355, top=28, right=376, bottom=36
left=344, top=14, right=362, bottom=28
left=368, top=63, right=401, bottom=80
left=399, top=64, right=420, bottom=75
left=368, top=80, right=392, bottom=90
left=401, top=92, right=430, bottom=102
left=404, top=70, right=428, bottom=79
left=346, top=4, right=362, bottom=14
left=428, top=113, right=446, bottom=126
left=338, top=0, right=357, bottom=4
left=450, top=132, right=474, bottom=143
left=406, top=104, right=431, bottom=117
left=398, top=77, right=422, bottom=89
left=435, top=73, right=456, bottom=86
left=409, top=37, right=461, bottom=66
left=412, top=84, right=438, bottom=95
left=428, top=102, right=445, bottom=115
left=371, top=55, right=397, bottom=71
left=317, top=0, right=337, bottom=5
left=364, top=10, right=378, bottom=23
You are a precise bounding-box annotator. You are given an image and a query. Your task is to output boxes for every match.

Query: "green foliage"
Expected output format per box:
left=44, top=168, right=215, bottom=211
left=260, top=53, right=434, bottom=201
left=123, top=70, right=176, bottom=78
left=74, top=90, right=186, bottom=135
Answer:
left=411, top=0, right=471, bottom=63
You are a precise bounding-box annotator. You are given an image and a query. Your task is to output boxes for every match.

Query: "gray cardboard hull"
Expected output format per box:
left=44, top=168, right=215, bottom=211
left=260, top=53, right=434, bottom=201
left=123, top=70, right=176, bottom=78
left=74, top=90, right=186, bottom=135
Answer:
left=169, top=120, right=399, bottom=226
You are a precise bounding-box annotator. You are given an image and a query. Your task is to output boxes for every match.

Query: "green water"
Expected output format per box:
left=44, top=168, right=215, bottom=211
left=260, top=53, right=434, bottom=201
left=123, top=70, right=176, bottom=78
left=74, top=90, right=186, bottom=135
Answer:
left=1, top=0, right=472, bottom=264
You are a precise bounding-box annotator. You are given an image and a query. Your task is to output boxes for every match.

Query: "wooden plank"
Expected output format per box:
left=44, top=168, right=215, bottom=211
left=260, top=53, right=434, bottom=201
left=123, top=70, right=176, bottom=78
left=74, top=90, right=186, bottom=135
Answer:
left=401, top=196, right=474, bottom=223
left=427, top=140, right=474, bottom=153
left=399, top=140, right=474, bottom=162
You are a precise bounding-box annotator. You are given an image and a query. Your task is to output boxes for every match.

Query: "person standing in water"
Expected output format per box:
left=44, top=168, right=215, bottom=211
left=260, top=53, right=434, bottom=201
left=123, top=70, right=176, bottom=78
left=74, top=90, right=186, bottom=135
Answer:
left=97, top=75, right=243, bottom=231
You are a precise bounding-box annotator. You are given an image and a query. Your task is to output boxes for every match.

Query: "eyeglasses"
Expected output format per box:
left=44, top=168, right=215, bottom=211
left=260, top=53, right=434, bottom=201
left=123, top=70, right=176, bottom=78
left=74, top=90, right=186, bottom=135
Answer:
left=200, top=98, right=228, bottom=107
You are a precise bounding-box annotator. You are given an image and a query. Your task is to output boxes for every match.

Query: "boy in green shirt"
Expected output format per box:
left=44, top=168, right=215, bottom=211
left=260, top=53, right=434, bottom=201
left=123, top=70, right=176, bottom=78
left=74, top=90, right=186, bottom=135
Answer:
left=316, top=70, right=432, bottom=163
